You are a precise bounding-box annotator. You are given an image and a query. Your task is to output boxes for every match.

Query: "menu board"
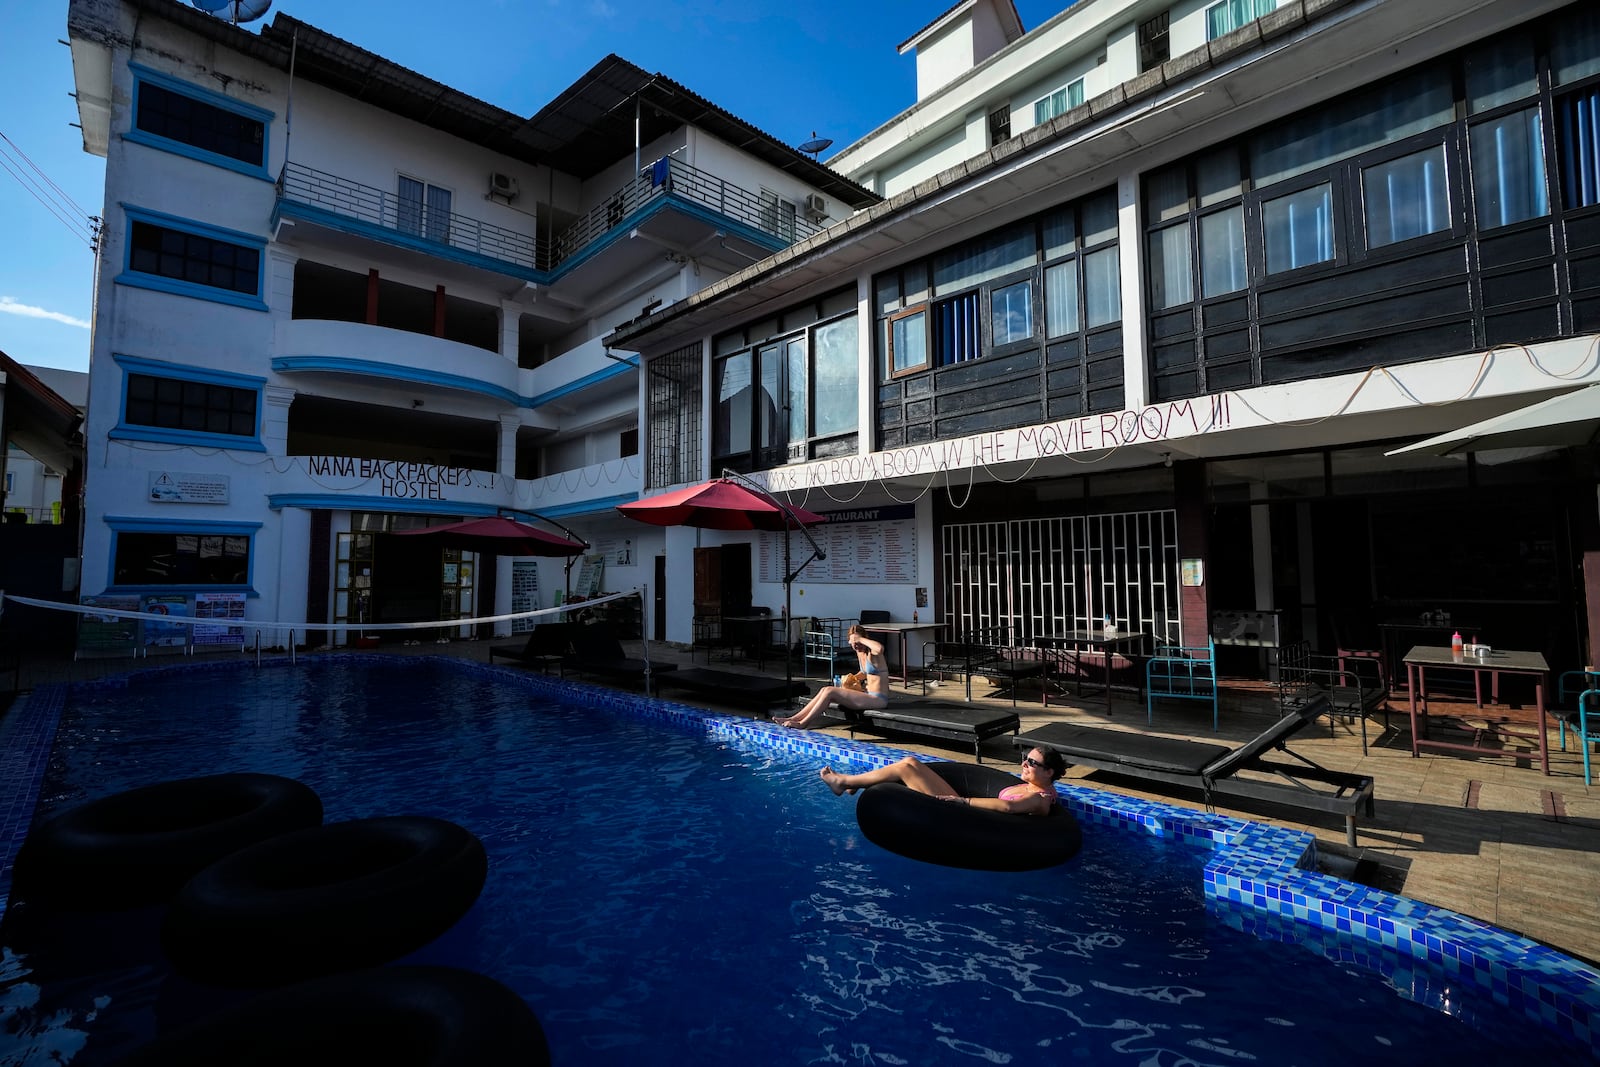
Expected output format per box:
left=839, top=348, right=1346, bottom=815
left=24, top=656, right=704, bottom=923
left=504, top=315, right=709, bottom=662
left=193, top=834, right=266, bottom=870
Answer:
left=194, top=592, right=246, bottom=649
left=510, top=561, right=541, bottom=633
left=759, top=504, right=916, bottom=584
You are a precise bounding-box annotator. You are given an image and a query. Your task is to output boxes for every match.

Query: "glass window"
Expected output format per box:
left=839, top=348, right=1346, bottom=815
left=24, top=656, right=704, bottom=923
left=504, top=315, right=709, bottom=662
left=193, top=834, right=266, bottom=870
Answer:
left=1148, top=223, right=1193, bottom=310
left=135, top=80, right=264, bottom=166
left=1034, top=79, right=1085, bottom=125
left=991, top=281, right=1034, bottom=345
left=1464, top=35, right=1537, bottom=115
left=1082, top=193, right=1118, bottom=246
left=1146, top=165, right=1190, bottom=223
left=1084, top=247, right=1121, bottom=328
left=126, top=373, right=257, bottom=437
left=932, top=224, right=1035, bottom=295
left=757, top=343, right=783, bottom=452
left=1196, top=149, right=1242, bottom=207
left=128, top=221, right=260, bottom=295
left=812, top=317, right=858, bottom=437
left=1207, top=0, right=1276, bottom=40
left=114, top=531, right=251, bottom=587
left=1199, top=206, right=1247, bottom=297
left=1364, top=145, right=1451, bottom=248
left=1556, top=88, right=1600, bottom=211
left=936, top=292, right=982, bottom=363
left=1552, top=6, right=1600, bottom=86
left=398, top=177, right=451, bottom=244
left=713, top=351, right=752, bottom=457
left=1263, top=182, right=1334, bottom=273
left=1470, top=109, right=1548, bottom=228
left=1042, top=209, right=1076, bottom=259
left=888, top=308, right=928, bottom=374
left=1044, top=260, right=1079, bottom=337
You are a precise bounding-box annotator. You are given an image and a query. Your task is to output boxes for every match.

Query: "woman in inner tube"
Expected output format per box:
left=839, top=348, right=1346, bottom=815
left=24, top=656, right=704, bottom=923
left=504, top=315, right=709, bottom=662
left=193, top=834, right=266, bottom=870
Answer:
left=773, top=624, right=889, bottom=728
left=819, top=746, right=1068, bottom=814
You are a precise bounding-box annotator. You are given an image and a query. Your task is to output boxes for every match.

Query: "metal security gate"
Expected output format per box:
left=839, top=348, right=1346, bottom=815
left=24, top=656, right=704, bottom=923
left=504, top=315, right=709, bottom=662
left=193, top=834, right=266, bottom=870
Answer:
left=941, top=510, right=1182, bottom=646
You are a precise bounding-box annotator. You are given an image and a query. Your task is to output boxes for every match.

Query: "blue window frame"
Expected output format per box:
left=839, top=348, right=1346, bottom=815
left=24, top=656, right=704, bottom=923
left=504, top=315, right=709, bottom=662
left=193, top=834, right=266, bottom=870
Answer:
left=111, top=355, right=266, bottom=451
left=115, top=206, right=267, bottom=310
left=106, top=515, right=260, bottom=593
left=125, top=64, right=272, bottom=179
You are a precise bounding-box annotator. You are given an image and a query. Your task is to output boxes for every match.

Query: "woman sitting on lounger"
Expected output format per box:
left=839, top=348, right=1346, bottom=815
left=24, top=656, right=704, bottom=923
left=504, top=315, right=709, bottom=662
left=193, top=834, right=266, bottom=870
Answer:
left=818, top=747, right=1067, bottom=813
left=773, top=624, right=889, bottom=728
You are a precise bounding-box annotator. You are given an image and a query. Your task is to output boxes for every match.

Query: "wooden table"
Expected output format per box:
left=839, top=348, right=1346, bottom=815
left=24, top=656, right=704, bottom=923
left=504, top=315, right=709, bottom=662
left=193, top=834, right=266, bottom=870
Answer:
left=858, top=620, right=944, bottom=687
left=1379, top=618, right=1480, bottom=693
left=1041, top=630, right=1149, bottom=709
left=1403, top=645, right=1550, bottom=774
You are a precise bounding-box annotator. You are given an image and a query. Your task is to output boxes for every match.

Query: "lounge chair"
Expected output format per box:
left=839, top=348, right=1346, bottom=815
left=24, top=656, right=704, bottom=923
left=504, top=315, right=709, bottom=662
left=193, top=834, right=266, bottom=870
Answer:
left=562, top=625, right=676, bottom=688
left=848, top=699, right=1021, bottom=762
left=487, top=623, right=573, bottom=674
left=1012, top=697, right=1375, bottom=846
left=659, top=667, right=810, bottom=709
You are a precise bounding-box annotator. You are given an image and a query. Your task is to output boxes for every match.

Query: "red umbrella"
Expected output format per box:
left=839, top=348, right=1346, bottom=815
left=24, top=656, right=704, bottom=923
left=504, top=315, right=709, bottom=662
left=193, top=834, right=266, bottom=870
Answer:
left=619, top=476, right=827, bottom=705
left=396, top=516, right=585, bottom=556
left=616, top=478, right=824, bottom=531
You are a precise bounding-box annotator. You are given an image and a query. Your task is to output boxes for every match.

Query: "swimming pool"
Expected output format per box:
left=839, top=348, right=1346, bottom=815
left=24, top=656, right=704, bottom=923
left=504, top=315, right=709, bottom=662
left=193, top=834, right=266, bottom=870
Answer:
left=1, top=656, right=1596, bottom=1063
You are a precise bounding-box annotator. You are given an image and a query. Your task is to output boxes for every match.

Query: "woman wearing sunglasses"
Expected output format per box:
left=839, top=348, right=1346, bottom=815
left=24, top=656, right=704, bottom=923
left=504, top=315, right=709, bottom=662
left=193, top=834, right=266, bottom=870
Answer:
left=820, top=746, right=1066, bottom=814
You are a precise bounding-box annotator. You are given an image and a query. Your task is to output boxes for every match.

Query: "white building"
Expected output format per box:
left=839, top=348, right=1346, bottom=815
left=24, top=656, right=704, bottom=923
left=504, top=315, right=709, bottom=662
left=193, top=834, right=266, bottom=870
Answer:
left=611, top=0, right=1600, bottom=679
left=66, top=0, right=877, bottom=647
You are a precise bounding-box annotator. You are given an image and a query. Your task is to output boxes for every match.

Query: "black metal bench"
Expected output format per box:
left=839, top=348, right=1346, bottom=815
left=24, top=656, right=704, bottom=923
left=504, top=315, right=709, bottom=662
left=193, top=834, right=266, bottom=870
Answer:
left=850, top=702, right=1021, bottom=761
left=658, top=668, right=810, bottom=708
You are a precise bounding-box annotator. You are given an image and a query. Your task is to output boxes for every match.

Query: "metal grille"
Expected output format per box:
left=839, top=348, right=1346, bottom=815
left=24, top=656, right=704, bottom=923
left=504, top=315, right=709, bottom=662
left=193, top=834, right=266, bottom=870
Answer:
left=646, top=342, right=703, bottom=489
left=942, top=510, right=1181, bottom=645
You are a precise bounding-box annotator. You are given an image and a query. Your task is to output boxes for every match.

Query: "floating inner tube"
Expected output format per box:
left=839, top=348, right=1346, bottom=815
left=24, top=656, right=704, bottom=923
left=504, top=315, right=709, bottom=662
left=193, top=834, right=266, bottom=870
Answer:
left=117, top=965, right=550, bottom=1066
left=163, top=815, right=488, bottom=987
left=855, top=762, right=1082, bottom=871
left=13, top=773, right=323, bottom=910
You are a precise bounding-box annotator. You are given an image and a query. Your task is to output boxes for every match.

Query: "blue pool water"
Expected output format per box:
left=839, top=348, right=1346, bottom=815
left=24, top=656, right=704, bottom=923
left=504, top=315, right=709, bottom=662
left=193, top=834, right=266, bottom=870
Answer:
left=0, top=657, right=1594, bottom=1064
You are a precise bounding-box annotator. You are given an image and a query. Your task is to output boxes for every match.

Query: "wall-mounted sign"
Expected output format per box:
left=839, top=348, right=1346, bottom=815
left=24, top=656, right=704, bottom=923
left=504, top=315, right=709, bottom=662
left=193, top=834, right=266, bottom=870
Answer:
left=1181, top=558, right=1205, bottom=587
left=149, top=471, right=230, bottom=504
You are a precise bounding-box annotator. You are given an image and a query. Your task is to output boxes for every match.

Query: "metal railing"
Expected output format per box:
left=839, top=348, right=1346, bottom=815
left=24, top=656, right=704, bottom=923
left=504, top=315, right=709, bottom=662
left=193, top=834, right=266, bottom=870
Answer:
left=277, top=163, right=547, bottom=271
left=551, top=156, right=826, bottom=267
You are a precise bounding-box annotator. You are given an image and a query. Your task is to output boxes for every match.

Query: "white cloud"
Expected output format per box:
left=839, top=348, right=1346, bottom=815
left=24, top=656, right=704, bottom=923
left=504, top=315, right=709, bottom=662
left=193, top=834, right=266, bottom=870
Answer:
left=0, top=296, right=90, bottom=330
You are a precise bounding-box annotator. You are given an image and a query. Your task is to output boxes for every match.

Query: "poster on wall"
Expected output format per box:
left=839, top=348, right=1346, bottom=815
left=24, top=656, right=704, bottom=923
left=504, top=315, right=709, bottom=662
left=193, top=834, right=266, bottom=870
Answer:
left=758, top=504, right=917, bottom=584
left=511, top=560, right=541, bottom=634
left=573, top=554, right=605, bottom=597
left=143, top=594, right=190, bottom=650
left=194, top=592, right=247, bottom=649
left=77, top=595, right=140, bottom=657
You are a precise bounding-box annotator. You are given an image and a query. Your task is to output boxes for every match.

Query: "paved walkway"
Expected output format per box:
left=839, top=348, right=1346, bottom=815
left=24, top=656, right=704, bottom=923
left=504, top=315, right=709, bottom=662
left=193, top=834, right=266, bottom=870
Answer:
left=8, top=636, right=1599, bottom=967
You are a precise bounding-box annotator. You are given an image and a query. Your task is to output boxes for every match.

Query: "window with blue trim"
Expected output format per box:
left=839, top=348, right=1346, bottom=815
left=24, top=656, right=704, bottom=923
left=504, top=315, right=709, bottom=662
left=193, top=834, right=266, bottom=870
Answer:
left=136, top=79, right=264, bottom=167
left=1033, top=79, right=1084, bottom=125
left=1206, top=0, right=1276, bottom=40
left=114, top=531, right=251, bottom=587
left=126, top=372, right=257, bottom=437
left=129, top=221, right=260, bottom=295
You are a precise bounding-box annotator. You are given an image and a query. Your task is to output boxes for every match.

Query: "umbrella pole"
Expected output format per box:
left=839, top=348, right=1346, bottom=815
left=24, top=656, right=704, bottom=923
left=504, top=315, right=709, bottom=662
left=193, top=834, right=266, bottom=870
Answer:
left=784, top=527, right=794, bottom=706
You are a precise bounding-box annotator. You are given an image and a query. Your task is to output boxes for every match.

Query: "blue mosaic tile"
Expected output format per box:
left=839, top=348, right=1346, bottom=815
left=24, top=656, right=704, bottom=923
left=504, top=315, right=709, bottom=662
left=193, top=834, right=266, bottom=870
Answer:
left=5, top=653, right=1598, bottom=1058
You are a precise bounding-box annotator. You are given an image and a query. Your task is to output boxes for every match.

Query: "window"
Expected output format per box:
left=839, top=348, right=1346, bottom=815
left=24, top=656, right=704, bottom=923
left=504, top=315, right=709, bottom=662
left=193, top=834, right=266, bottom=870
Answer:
left=1044, top=260, right=1079, bottom=336
left=112, top=355, right=265, bottom=450
left=935, top=292, right=981, bottom=364
left=1470, top=109, right=1548, bottom=227
left=127, top=64, right=270, bottom=177
left=620, top=427, right=639, bottom=457
left=1263, top=182, right=1335, bottom=273
left=713, top=296, right=858, bottom=469
left=126, top=373, right=257, bottom=437
left=111, top=524, right=255, bottom=589
left=1556, top=87, right=1600, bottom=210
left=988, top=106, right=1011, bottom=147
left=1138, top=13, right=1170, bottom=72
left=759, top=190, right=797, bottom=242
left=1364, top=145, right=1452, bottom=247
left=645, top=343, right=701, bottom=488
left=117, top=207, right=265, bottom=309
left=1206, top=0, right=1277, bottom=40
left=398, top=176, right=451, bottom=244
left=887, top=307, right=929, bottom=375
left=991, top=280, right=1034, bottom=346
left=1034, top=79, right=1085, bottom=125
left=1199, top=206, right=1247, bottom=296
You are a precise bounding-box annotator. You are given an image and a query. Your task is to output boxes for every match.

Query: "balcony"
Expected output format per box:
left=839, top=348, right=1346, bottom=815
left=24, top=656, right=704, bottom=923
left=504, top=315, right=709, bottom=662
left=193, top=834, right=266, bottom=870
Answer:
left=551, top=157, right=826, bottom=269
left=276, top=162, right=548, bottom=273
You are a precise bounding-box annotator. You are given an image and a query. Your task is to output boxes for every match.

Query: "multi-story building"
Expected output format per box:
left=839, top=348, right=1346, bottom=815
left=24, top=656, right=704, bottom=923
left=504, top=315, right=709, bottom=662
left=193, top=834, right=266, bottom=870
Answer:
left=65, top=0, right=876, bottom=647
left=612, top=0, right=1600, bottom=679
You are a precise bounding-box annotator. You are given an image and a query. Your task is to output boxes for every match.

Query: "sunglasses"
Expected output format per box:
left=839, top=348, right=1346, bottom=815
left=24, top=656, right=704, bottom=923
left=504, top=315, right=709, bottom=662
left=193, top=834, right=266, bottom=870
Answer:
left=1021, top=756, right=1048, bottom=771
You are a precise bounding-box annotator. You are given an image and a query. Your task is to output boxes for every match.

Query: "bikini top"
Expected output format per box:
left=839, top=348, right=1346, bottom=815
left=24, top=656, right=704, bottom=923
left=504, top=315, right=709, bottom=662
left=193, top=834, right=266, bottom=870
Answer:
left=998, top=784, right=1057, bottom=806
left=861, top=658, right=881, bottom=676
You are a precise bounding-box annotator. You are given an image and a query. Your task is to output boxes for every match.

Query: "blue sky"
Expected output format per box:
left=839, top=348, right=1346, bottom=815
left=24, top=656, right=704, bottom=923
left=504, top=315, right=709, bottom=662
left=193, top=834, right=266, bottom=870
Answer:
left=0, top=0, right=1066, bottom=374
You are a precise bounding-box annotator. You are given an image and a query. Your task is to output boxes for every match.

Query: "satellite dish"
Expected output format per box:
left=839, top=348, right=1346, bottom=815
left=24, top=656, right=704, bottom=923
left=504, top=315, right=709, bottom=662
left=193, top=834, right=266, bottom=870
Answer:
left=191, top=0, right=272, bottom=23
left=798, top=131, right=833, bottom=158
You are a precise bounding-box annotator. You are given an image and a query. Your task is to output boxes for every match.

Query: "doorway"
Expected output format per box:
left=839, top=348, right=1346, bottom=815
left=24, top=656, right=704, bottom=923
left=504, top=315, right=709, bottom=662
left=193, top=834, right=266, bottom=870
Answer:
left=654, top=555, right=667, bottom=640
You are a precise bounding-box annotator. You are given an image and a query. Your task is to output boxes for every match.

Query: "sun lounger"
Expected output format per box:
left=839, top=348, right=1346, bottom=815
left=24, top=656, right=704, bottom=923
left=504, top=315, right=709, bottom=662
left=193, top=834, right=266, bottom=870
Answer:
left=1013, top=697, right=1375, bottom=846
left=488, top=623, right=573, bottom=674
left=659, top=668, right=810, bottom=708
left=562, top=626, right=676, bottom=687
left=849, top=701, right=1021, bottom=762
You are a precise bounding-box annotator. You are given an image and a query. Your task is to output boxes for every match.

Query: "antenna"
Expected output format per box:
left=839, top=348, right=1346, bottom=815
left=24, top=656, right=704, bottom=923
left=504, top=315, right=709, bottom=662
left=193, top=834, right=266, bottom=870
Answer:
left=190, top=0, right=273, bottom=24
left=797, top=131, right=833, bottom=159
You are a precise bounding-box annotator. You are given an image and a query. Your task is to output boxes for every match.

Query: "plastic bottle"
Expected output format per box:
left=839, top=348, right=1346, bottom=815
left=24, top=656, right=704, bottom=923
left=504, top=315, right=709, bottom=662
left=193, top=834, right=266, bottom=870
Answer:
left=1451, top=630, right=1463, bottom=655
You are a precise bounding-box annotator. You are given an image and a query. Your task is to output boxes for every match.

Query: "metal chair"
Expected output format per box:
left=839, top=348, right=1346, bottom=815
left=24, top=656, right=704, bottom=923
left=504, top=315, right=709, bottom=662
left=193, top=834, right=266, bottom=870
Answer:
left=1556, top=669, right=1600, bottom=785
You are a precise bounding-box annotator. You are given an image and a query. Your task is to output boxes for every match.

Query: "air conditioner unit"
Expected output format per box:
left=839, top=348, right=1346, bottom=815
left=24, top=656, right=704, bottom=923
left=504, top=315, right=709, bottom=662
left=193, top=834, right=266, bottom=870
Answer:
left=802, top=192, right=827, bottom=220
left=488, top=171, right=519, bottom=201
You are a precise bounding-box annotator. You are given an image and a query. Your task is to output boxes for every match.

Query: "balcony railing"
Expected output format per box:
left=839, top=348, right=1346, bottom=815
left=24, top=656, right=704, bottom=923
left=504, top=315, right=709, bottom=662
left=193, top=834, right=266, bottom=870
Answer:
left=277, top=163, right=547, bottom=271
left=552, top=157, right=825, bottom=267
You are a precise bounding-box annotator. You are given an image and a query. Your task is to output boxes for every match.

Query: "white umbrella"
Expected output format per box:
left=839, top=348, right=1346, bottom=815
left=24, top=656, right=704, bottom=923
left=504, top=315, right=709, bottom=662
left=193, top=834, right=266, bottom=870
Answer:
left=1385, top=384, right=1600, bottom=457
